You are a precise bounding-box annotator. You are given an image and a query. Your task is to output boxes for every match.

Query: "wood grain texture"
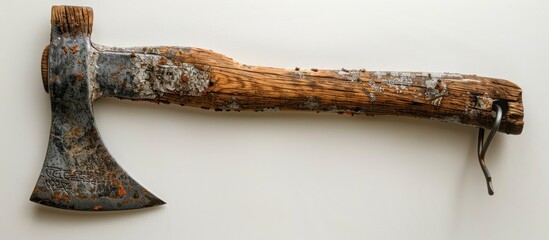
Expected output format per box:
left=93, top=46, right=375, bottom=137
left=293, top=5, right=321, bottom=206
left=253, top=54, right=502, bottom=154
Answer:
left=41, top=46, right=49, bottom=93
left=51, top=5, right=93, bottom=36
left=42, top=5, right=524, bottom=135
left=146, top=47, right=523, bottom=134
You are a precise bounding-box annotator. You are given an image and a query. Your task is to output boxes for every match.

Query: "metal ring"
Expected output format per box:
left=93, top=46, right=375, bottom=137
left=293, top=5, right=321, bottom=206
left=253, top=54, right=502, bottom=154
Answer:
left=477, top=104, right=503, bottom=195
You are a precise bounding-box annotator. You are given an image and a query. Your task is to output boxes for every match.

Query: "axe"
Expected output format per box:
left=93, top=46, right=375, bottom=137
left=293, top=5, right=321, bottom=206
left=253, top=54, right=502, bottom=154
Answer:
left=31, top=5, right=524, bottom=211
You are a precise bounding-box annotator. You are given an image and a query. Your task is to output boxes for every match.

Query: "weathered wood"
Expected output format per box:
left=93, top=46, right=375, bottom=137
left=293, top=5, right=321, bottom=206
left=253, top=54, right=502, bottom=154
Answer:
left=41, top=46, right=49, bottom=93
left=144, top=47, right=523, bottom=134
left=50, top=5, right=93, bottom=36
left=41, top=45, right=524, bottom=134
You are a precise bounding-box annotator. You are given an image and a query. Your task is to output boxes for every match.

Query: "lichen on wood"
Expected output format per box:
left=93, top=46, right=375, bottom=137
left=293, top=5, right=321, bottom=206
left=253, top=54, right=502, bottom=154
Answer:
left=111, top=46, right=522, bottom=134
left=42, top=44, right=524, bottom=134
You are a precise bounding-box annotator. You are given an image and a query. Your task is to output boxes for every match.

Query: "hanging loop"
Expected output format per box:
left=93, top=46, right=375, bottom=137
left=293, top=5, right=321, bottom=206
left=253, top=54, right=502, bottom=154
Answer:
left=477, top=103, right=503, bottom=195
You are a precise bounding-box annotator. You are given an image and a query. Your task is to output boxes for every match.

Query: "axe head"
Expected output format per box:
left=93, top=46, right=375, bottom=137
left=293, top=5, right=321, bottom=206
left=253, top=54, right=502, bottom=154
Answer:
left=30, top=6, right=165, bottom=211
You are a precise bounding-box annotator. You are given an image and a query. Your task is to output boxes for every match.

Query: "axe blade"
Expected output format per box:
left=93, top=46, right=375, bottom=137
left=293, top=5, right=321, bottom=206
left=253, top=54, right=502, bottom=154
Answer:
left=30, top=5, right=164, bottom=211
left=30, top=122, right=166, bottom=211
left=31, top=61, right=165, bottom=210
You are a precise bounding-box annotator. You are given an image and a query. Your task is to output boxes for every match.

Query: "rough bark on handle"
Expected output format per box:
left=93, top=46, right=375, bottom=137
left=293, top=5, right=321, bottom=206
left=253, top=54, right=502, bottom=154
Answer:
left=86, top=46, right=524, bottom=134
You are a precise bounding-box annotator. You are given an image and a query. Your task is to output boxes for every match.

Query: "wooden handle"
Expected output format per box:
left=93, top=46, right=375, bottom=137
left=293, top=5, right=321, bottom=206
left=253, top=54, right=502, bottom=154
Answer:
left=50, top=5, right=93, bottom=36
left=41, top=3, right=524, bottom=135
left=143, top=47, right=524, bottom=134
left=41, top=45, right=49, bottom=93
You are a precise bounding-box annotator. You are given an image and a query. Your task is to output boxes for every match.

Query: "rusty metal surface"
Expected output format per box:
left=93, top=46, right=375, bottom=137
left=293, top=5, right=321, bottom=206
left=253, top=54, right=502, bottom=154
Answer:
left=30, top=15, right=165, bottom=211
left=92, top=46, right=210, bottom=101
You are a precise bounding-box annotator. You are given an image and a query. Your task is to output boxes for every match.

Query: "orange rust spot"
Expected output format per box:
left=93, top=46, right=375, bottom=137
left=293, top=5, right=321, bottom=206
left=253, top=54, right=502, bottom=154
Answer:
left=112, top=180, right=127, bottom=197
left=62, top=46, right=69, bottom=53
left=71, top=45, right=79, bottom=53
left=119, top=187, right=127, bottom=197
left=73, top=72, right=85, bottom=83
left=93, top=205, right=102, bottom=211
left=141, top=189, right=148, bottom=194
left=53, top=192, right=69, bottom=202
left=33, top=186, right=39, bottom=194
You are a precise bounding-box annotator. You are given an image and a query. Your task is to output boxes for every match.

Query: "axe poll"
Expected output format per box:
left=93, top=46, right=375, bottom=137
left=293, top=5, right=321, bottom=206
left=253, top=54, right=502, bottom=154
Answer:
left=31, top=5, right=524, bottom=211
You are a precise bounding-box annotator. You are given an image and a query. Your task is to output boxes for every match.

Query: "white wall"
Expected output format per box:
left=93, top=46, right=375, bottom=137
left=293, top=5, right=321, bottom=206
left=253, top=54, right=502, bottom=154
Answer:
left=1, top=0, right=547, bottom=239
